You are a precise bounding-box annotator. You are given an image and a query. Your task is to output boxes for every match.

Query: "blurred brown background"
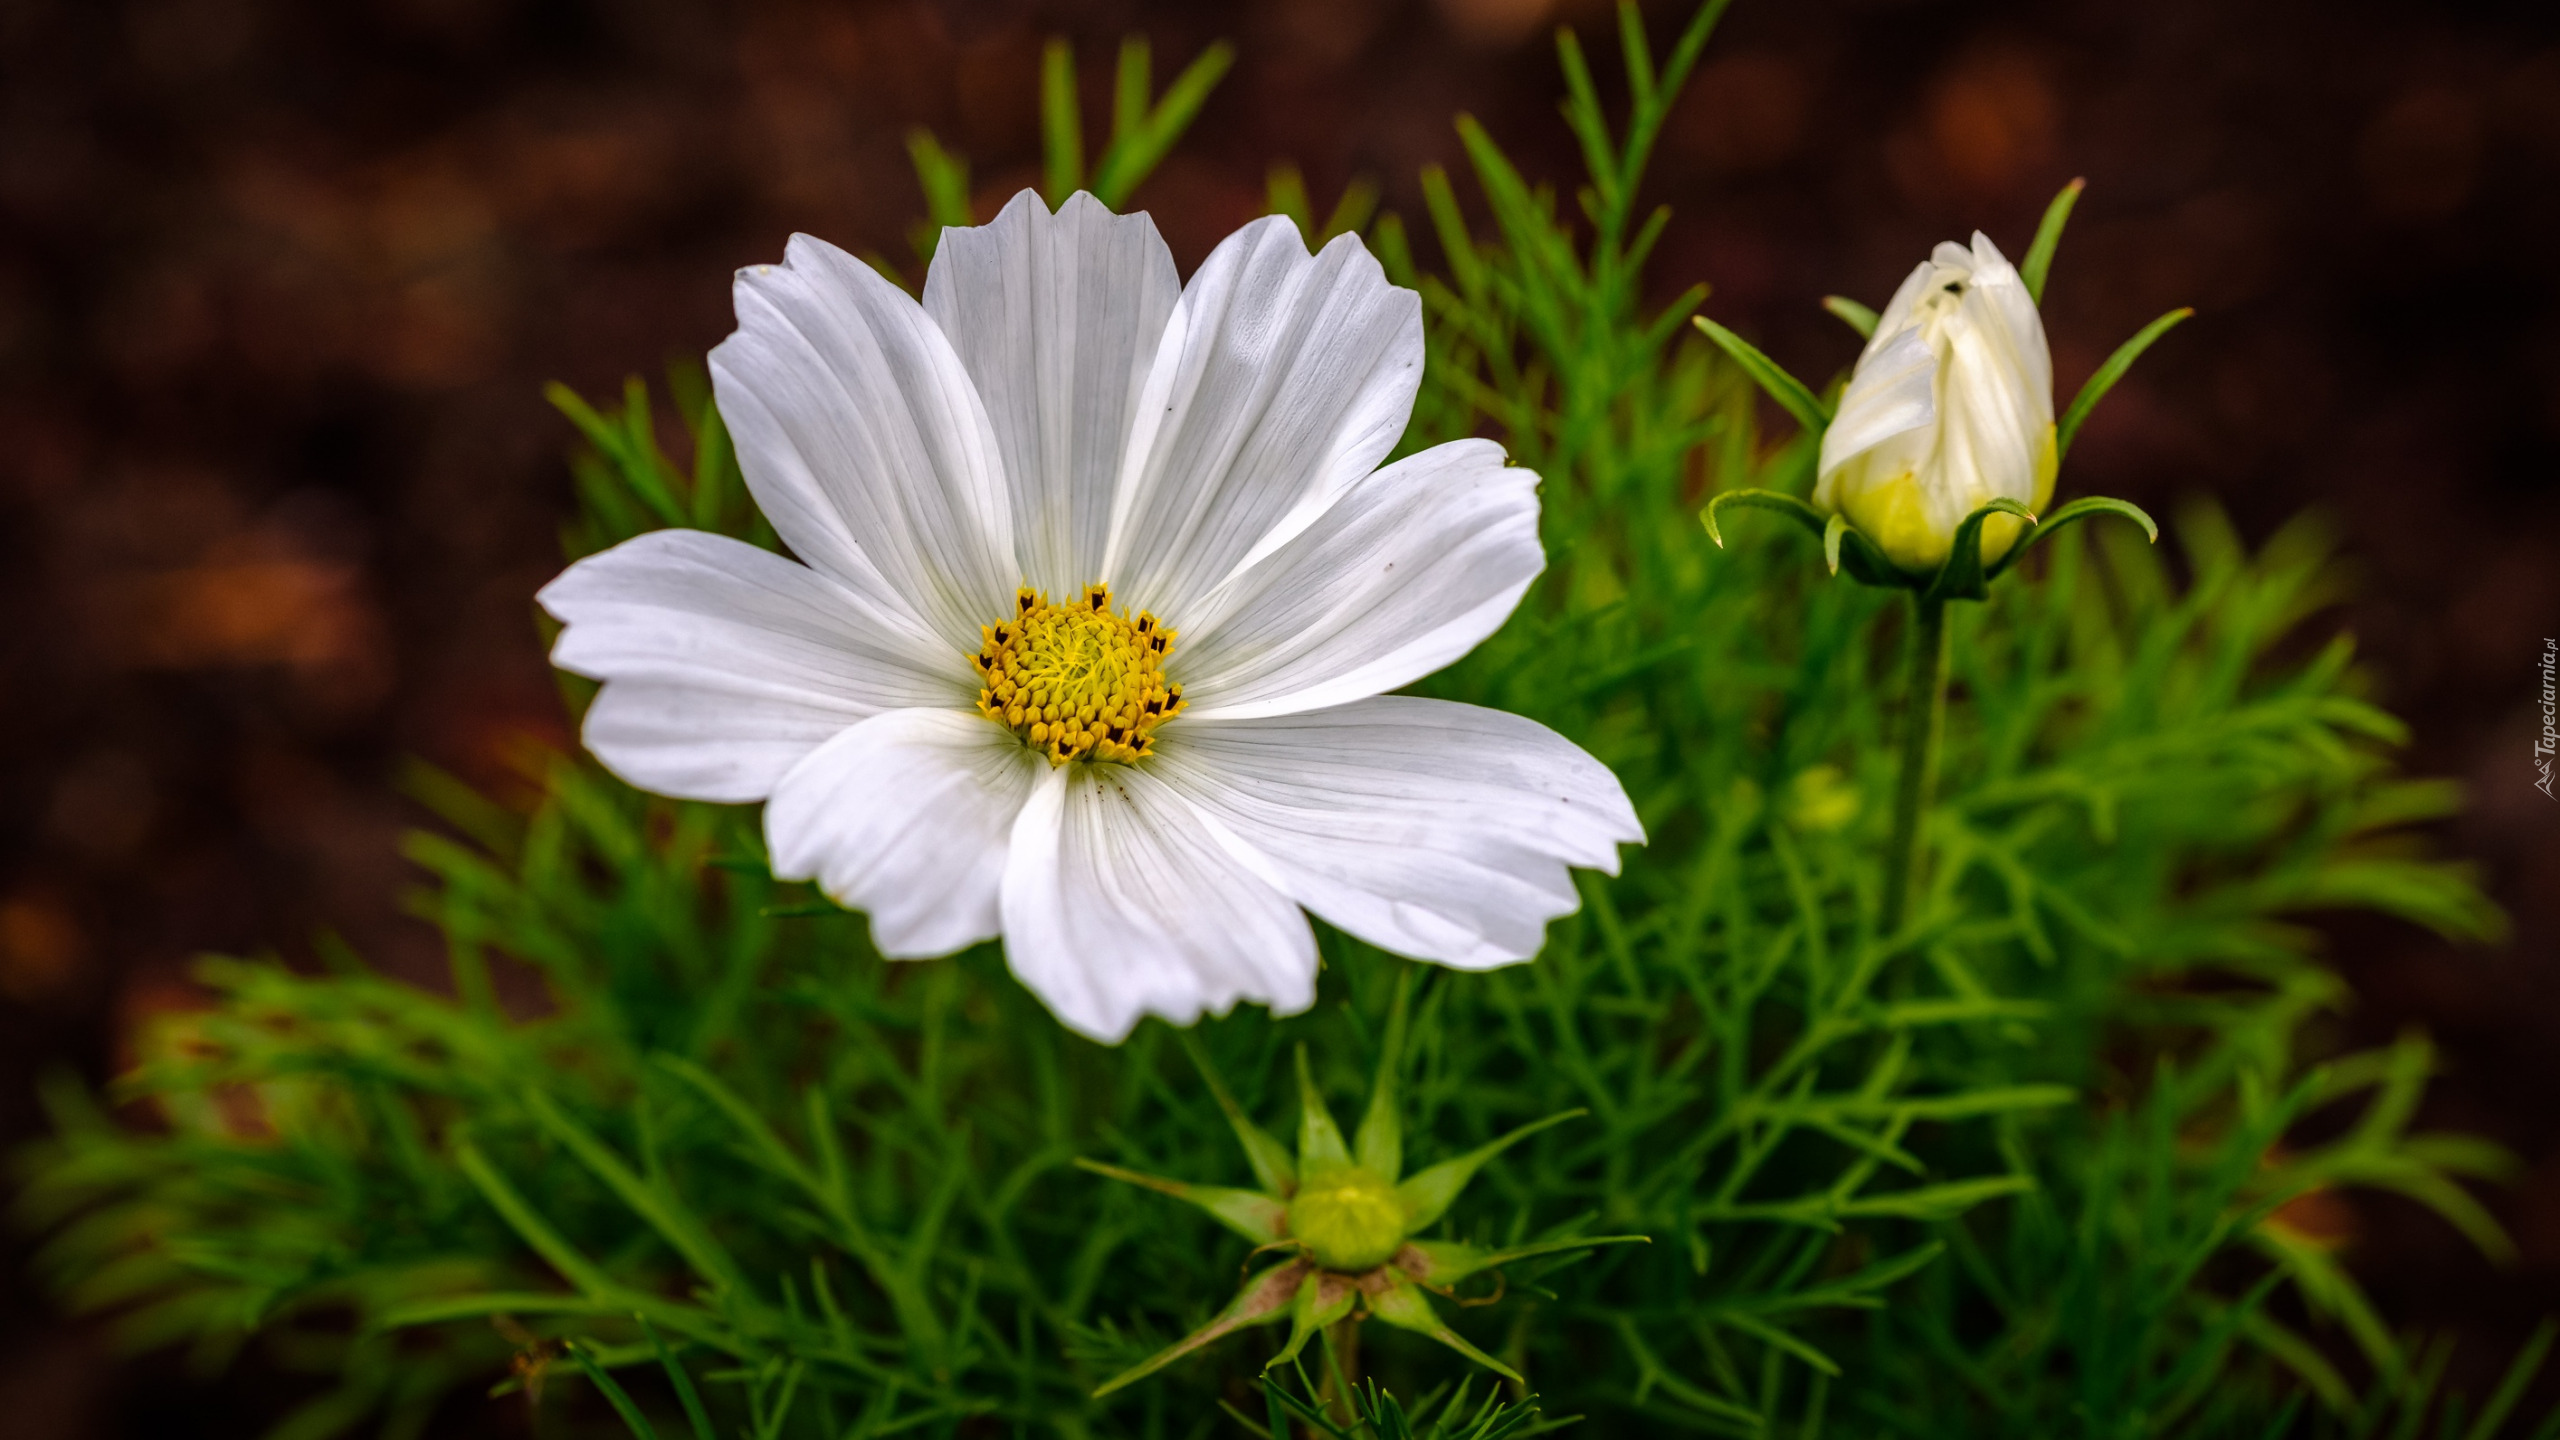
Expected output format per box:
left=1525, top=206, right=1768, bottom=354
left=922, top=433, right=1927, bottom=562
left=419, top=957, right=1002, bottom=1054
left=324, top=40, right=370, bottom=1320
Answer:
left=1, top=0, right=2554, bottom=1434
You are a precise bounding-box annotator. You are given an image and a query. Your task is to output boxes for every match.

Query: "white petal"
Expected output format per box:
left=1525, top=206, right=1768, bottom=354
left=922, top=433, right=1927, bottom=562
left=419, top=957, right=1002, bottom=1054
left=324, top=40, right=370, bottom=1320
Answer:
left=1857, top=259, right=1938, bottom=366
left=923, top=191, right=1181, bottom=597
left=1939, top=237, right=2053, bottom=511
left=1150, top=697, right=1643, bottom=969
left=539, top=530, right=969, bottom=803
left=1964, top=232, right=2052, bottom=407
left=999, top=763, right=1315, bottom=1043
left=765, top=708, right=1042, bottom=958
left=1173, top=439, right=1542, bottom=720
left=712, top=234, right=1018, bottom=652
left=1815, top=323, right=1937, bottom=506
left=1103, top=218, right=1423, bottom=619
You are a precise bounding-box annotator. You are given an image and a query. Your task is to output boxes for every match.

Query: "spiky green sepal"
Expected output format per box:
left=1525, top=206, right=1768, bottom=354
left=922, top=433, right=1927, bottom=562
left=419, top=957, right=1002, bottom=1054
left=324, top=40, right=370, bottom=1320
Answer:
left=1367, top=1271, right=1522, bottom=1384
left=1072, top=1159, right=1287, bottom=1244
left=1267, top=1268, right=1358, bottom=1373
left=1397, top=1109, right=1586, bottom=1232
left=1705, top=490, right=2157, bottom=602
left=1090, top=1259, right=1305, bottom=1398
left=1180, top=1034, right=1296, bottom=1195
left=1081, top=977, right=1638, bottom=1398
left=1404, top=1233, right=1651, bottom=1287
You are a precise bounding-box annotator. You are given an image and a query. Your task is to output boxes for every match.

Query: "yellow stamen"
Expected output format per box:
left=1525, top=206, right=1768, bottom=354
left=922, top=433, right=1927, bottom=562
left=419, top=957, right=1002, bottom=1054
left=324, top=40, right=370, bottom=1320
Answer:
left=975, top=584, right=1184, bottom=765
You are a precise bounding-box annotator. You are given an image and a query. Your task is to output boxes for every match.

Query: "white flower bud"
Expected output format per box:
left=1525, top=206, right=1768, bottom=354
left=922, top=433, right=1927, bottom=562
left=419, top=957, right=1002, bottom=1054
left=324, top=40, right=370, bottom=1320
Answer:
left=1814, top=233, right=2056, bottom=573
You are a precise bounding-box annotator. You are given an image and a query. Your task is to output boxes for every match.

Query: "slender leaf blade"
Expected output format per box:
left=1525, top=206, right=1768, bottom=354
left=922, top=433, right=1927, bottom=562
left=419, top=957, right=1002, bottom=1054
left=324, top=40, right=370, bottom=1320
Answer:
left=1040, top=39, right=1082, bottom=203
left=2059, top=307, right=2193, bottom=457
left=2020, top=177, right=2085, bottom=305
left=1822, top=295, right=1879, bottom=339
left=563, top=1341, right=660, bottom=1440
left=1694, top=316, right=1833, bottom=434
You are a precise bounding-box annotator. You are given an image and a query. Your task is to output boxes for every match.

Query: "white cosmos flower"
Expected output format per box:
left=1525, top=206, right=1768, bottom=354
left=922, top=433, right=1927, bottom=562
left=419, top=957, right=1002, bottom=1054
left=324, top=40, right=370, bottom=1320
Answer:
left=536, top=191, right=1642, bottom=1043
left=1813, top=232, right=2056, bottom=573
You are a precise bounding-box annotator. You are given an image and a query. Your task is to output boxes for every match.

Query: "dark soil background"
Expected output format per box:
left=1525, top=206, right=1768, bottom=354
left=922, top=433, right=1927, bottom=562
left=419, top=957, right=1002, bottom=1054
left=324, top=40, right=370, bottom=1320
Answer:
left=2, top=0, right=2555, bottom=1434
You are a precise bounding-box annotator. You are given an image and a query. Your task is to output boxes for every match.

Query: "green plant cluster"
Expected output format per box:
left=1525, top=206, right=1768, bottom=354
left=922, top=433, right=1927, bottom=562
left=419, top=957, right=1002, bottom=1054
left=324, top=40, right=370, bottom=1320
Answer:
left=14, top=5, right=2548, bottom=1439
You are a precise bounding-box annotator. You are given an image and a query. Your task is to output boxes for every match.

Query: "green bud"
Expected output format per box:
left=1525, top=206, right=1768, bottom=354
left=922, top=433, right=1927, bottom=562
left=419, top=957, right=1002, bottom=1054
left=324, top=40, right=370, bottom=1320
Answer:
left=1080, top=974, right=1642, bottom=1399
left=1783, top=764, right=1860, bottom=833
left=1696, top=186, right=2163, bottom=606
left=1287, top=1164, right=1405, bottom=1271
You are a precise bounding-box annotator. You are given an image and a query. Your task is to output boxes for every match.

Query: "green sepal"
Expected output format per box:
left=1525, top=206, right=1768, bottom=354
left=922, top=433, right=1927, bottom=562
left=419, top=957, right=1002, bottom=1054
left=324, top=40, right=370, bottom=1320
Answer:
left=2020, top=177, right=2085, bottom=306
left=1090, top=1259, right=1307, bottom=1397
left=1181, top=1034, right=1296, bottom=1196
left=1821, top=294, right=1879, bottom=339
left=2058, top=308, right=2192, bottom=458
left=1294, top=1045, right=1353, bottom=1173
left=1265, top=1269, right=1357, bottom=1374
left=1072, top=1159, right=1289, bottom=1244
left=1396, top=1108, right=1585, bottom=1232
left=1920, top=498, right=2040, bottom=605
left=1701, top=489, right=1903, bottom=588
left=1729, top=491, right=2153, bottom=602
left=1701, top=487, right=1824, bottom=550
left=1366, top=1272, right=1522, bottom=1384
left=1825, top=513, right=1906, bottom=588
left=1693, top=316, right=1832, bottom=436
left=1986, top=496, right=2159, bottom=579
left=1354, top=969, right=1415, bottom=1182
left=1403, top=1233, right=1651, bottom=1287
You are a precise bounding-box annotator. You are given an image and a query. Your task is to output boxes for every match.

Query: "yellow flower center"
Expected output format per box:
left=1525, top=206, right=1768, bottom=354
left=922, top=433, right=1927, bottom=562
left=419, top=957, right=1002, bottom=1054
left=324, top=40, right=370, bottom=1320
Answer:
left=974, top=584, right=1183, bottom=765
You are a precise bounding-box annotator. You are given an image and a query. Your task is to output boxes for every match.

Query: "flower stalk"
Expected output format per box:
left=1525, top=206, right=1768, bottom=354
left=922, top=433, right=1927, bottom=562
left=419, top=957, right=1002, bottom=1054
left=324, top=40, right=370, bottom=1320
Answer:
left=1319, top=1315, right=1361, bottom=1428
left=1695, top=181, right=2172, bottom=944
left=1881, top=592, right=1950, bottom=936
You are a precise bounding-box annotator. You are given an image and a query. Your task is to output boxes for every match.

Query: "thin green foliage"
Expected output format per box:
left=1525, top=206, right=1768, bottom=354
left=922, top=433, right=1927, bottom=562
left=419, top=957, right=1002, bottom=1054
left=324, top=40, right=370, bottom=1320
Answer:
left=904, top=35, right=1235, bottom=266
left=1249, top=1372, right=1558, bottom=1440
left=13, top=5, right=2539, bottom=1439
left=2060, top=307, right=2196, bottom=457
left=2020, top=177, right=2085, bottom=305
left=1268, top=164, right=1382, bottom=250
left=1820, top=294, right=1879, bottom=339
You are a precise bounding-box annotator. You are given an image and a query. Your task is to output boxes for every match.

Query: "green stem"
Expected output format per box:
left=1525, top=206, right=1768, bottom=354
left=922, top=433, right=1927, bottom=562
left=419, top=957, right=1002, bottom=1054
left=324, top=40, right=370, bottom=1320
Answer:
left=1317, top=1317, right=1361, bottom=1431
left=1881, top=593, right=1950, bottom=936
